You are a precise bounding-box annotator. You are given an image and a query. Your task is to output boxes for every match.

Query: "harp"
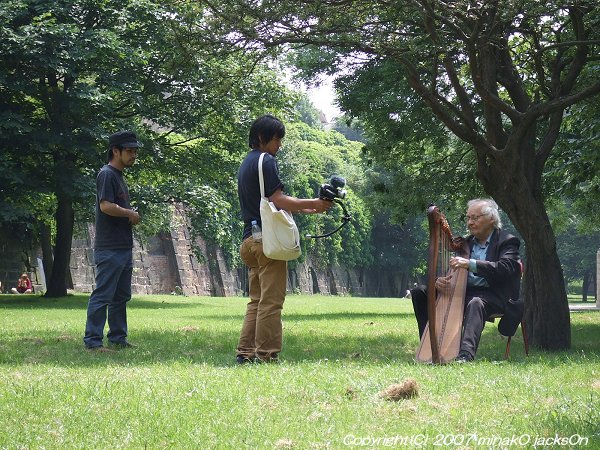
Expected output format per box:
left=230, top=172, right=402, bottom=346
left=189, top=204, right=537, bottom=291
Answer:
left=415, top=205, right=470, bottom=364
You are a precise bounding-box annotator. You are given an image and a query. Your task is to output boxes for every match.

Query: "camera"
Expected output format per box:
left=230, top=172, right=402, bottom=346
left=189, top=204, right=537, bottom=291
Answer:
left=319, top=175, right=347, bottom=201
left=307, top=175, right=351, bottom=239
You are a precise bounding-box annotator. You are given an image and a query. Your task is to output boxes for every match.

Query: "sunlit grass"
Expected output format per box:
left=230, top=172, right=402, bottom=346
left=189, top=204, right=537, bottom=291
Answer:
left=0, top=293, right=598, bottom=449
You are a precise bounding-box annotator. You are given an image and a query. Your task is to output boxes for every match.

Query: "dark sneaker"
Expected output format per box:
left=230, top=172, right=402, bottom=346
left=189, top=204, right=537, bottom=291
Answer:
left=236, top=355, right=256, bottom=364
left=86, top=346, right=115, bottom=353
left=455, top=352, right=474, bottom=363
left=109, top=341, right=136, bottom=349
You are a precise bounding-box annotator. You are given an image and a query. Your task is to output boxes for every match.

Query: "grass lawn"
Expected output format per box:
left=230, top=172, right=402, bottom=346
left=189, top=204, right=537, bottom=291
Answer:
left=0, top=293, right=598, bottom=449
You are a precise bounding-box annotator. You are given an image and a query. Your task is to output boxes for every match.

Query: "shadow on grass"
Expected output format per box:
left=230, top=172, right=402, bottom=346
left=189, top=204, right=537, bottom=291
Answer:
left=1, top=295, right=599, bottom=369
left=0, top=327, right=419, bottom=368
left=0, top=294, right=210, bottom=310
left=2, top=322, right=598, bottom=369
left=279, top=311, right=413, bottom=321
left=476, top=321, right=600, bottom=363
left=0, top=295, right=412, bottom=322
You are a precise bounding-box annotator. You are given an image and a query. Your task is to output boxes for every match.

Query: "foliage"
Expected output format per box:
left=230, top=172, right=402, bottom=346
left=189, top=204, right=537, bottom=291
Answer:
left=551, top=200, right=599, bottom=291
left=331, top=115, right=367, bottom=143
left=332, top=59, right=482, bottom=217
left=547, top=86, right=600, bottom=232
left=545, top=87, right=600, bottom=292
left=0, top=0, right=293, bottom=293
left=557, top=227, right=599, bottom=283
left=294, top=92, right=323, bottom=128
left=202, top=0, right=600, bottom=350
left=277, top=121, right=373, bottom=268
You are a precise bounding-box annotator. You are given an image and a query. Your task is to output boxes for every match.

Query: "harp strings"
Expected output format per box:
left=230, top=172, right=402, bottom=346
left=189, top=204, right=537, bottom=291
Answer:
left=436, top=216, right=454, bottom=347
left=437, top=216, right=452, bottom=278
left=418, top=204, right=466, bottom=364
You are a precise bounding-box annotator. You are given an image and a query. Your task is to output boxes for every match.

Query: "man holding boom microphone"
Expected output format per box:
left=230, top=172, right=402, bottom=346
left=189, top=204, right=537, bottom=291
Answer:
left=84, top=131, right=142, bottom=352
left=236, top=114, right=332, bottom=364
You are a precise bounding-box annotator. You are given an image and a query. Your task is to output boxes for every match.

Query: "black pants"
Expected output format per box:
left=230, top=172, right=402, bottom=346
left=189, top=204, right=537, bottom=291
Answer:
left=411, top=286, right=504, bottom=359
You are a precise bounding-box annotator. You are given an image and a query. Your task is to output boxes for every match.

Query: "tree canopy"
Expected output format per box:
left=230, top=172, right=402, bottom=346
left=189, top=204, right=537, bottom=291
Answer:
left=203, top=0, right=600, bottom=350
left=0, top=0, right=402, bottom=297
left=0, top=0, right=293, bottom=295
left=2, top=1, right=598, bottom=353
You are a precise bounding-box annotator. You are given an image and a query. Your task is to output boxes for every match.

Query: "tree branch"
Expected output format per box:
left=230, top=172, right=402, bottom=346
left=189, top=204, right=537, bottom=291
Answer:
left=534, top=110, right=563, bottom=181
left=442, top=55, right=477, bottom=128
left=559, top=6, right=590, bottom=95
left=398, top=55, right=496, bottom=155
left=467, top=38, right=509, bottom=147
left=539, top=39, right=600, bottom=53
left=528, top=26, right=552, bottom=99
left=496, top=37, right=530, bottom=113
left=527, top=80, right=600, bottom=121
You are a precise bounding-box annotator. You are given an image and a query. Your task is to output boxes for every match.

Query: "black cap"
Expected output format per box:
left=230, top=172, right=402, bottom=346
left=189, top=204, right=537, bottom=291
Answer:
left=109, top=130, right=142, bottom=148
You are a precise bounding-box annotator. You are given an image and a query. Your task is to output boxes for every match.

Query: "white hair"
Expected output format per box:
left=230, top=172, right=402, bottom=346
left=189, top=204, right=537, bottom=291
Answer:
left=467, top=198, right=502, bottom=228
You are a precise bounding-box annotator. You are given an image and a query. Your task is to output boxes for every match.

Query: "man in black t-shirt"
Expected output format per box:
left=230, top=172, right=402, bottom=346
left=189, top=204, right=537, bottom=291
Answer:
left=84, top=131, right=142, bottom=351
left=236, top=115, right=331, bottom=364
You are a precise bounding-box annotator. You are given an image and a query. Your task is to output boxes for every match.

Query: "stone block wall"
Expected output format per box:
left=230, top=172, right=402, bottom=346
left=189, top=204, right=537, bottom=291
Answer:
left=70, top=224, right=96, bottom=293
left=597, top=249, right=600, bottom=308
left=0, top=206, right=411, bottom=297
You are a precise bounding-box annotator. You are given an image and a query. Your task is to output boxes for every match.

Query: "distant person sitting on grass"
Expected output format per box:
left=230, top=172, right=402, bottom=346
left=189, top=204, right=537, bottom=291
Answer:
left=11, top=273, right=32, bottom=294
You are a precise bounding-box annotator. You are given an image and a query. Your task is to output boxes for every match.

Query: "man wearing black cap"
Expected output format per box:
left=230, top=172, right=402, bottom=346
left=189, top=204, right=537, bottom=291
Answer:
left=84, top=131, right=142, bottom=351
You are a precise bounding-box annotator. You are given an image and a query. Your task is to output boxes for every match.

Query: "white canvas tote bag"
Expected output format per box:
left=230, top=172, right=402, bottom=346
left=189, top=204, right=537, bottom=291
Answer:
left=258, top=152, right=301, bottom=261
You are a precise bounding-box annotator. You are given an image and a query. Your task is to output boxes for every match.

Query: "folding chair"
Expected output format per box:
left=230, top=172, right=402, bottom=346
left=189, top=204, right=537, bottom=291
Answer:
left=488, top=314, right=529, bottom=359
left=488, top=260, right=529, bottom=359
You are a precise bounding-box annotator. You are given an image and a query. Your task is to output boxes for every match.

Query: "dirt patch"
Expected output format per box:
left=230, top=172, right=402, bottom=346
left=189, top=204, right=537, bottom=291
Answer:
left=379, top=378, right=419, bottom=401
left=21, top=338, right=45, bottom=345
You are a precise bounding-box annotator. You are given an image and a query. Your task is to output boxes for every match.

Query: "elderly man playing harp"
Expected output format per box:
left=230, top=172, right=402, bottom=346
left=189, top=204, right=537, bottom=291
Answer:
left=411, top=198, right=521, bottom=363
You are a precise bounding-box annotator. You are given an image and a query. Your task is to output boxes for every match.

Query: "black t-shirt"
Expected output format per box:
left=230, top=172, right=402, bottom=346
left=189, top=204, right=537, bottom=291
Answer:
left=237, top=149, right=283, bottom=240
left=94, top=165, right=133, bottom=249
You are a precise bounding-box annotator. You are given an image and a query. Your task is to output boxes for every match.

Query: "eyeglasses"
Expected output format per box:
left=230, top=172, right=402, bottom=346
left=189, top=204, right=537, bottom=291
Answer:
left=465, top=213, right=489, bottom=222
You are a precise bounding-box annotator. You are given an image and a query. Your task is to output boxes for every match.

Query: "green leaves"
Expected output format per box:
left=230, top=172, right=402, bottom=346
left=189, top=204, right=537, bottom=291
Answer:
left=276, top=122, right=373, bottom=268
left=0, top=0, right=296, bottom=292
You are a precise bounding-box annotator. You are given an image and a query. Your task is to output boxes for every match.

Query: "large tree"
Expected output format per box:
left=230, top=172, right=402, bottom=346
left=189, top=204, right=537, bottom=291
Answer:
left=0, top=0, right=291, bottom=296
left=204, top=0, right=600, bottom=349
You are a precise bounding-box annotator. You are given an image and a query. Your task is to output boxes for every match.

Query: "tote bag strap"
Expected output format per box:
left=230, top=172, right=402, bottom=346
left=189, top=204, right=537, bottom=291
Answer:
left=258, top=152, right=266, bottom=198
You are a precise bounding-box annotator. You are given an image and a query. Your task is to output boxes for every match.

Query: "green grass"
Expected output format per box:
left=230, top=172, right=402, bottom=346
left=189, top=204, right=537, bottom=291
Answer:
left=0, top=294, right=598, bottom=449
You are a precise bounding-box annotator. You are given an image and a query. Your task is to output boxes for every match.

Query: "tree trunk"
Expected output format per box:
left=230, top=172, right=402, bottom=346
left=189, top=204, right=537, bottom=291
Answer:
left=481, top=153, right=571, bottom=351
left=582, top=271, right=590, bottom=302
left=39, top=221, right=54, bottom=283
left=494, top=191, right=571, bottom=350
left=521, top=229, right=571, bottom=350
left=45, top=192, right=74, bottom=297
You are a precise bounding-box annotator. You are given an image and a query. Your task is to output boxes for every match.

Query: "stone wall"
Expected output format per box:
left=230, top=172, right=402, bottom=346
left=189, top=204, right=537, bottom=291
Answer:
left=68, top=209, right=242, bottom=297
left=597, top=249, right=600, bottom=308
left=0, top=207, right=408, bottom=297
left=68, top=222, right=355, bottom=297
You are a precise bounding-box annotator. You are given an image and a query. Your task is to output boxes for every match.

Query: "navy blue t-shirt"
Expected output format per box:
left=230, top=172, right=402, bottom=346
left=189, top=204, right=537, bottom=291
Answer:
left=94, top=165, right=134, bottom=249
left=237, top=149, right=283, bottom=240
